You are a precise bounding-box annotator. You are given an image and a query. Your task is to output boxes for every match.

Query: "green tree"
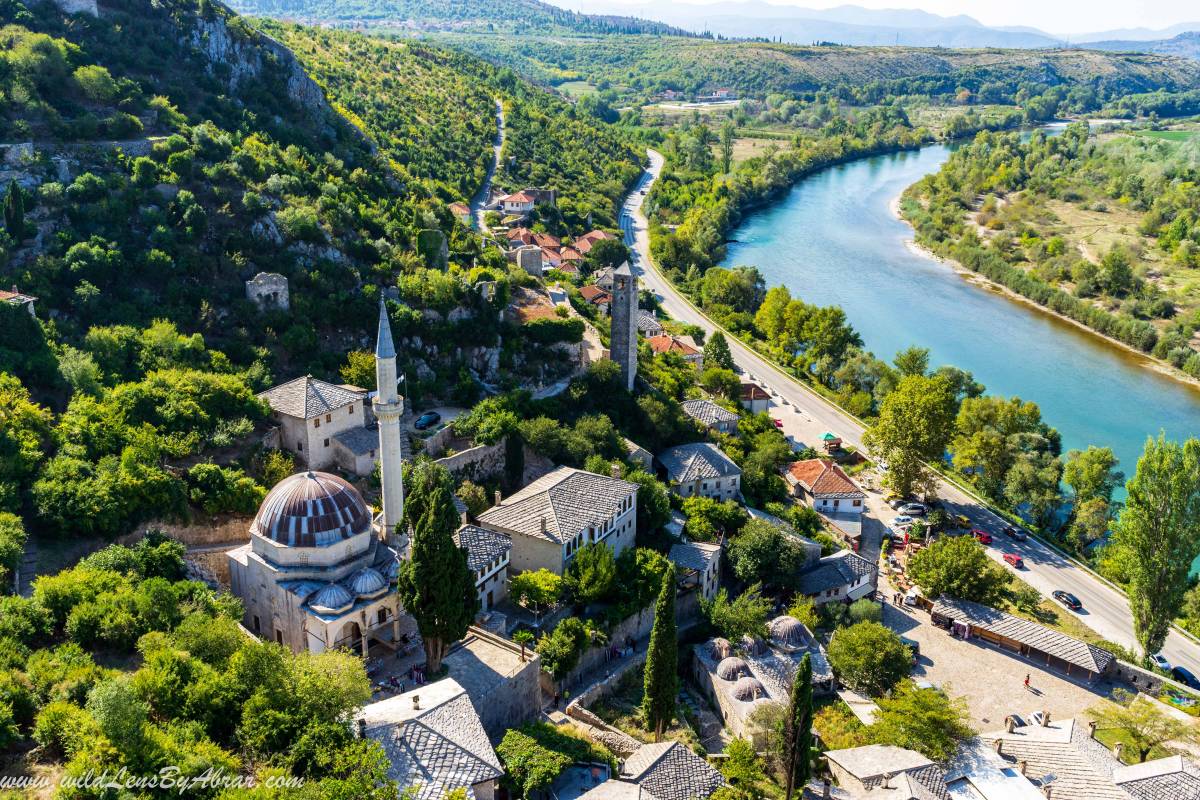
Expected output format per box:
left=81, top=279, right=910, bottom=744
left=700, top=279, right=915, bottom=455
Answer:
left=1088, top=688, right=1196, bottom=763
left=396, top=461, right=477, bottom=672
left=564, top=543, right=616, bottom=605
left=865, top=375, right=957, bottom=497
left=783, top=654, right=813, bottom=800
left=512, top=630, right=535, bottom=662
left=624, top=470, right=671, bottom=537
left=726, top=519, right=808, bottom=591
left=870, top=682, right=973, bottom=762
left=892, top=346, right=929, bottom=377
left=827, top=622, right=911, bottom=697
left=3, top=179, right=24, bottom=241
left=704, top=330, right=736, bottom=371
left=642, top=565, right=677, bottom=740
left=0, top=512, right=27, bottom=589
left=1063, top=446, right=1123, bottom=505
left=701, top=584, right=770, bottom=641
left=907, top=536, right=1011, bottom=606
left=719, top=121, right=736, bottom=174
left=509, top=569, right=563, bottom=620
left=497, top=729, right=572, bottom=797
left=1004, top=452, right=1063, bottom=529
left=1111, top=434, right=1200, bottom=657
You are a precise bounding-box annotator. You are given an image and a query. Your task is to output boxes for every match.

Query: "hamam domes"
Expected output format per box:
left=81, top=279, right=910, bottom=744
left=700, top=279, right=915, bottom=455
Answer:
left=227, top=301, right=408, bottom=655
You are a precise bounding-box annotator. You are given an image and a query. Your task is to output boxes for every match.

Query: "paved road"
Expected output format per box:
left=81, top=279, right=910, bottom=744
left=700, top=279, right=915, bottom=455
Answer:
left=471, top=98, right=505, bottom=232
left=620, top=149, right=1200, bottom=676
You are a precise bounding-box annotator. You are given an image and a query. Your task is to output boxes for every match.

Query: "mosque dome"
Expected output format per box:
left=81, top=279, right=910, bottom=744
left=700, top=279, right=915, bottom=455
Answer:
left=731, top=677, right=766, bottom=702
left=346, top=567, right=389, bottom=599
left=252, top=471, right=371, bottom=547
left=308, top=583, right=355, bottom=615
left=717, top=657, right=749, bottom=681
left=769, top=616, right=811, bottom=649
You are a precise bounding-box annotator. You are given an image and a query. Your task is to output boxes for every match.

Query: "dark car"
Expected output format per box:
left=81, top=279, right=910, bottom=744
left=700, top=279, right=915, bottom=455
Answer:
left=414, top=411, right=442, bottom=430
left=1053, top=590, right=1082, bottom=611
left=1003, top=525, right=1028, bottom=542
left=1172, top=666, right=1200, bottom=690
left=899, top=636, right=920, bottom=661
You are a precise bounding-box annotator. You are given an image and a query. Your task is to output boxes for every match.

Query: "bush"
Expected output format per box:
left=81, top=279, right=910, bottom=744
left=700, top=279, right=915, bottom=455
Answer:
left=827, top=621, right=911, bottom=697
left=522, top=317, right=584, bottom=345
left=33, top=699, right=97, bottom=757
left=848, top=598, right=882, bottom=624
left=186, top=463, right=266, bottom=515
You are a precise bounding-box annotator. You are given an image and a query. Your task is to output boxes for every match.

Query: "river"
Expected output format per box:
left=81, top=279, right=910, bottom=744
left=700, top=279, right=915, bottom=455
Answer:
left=719, top=139, right=1200, bottom=493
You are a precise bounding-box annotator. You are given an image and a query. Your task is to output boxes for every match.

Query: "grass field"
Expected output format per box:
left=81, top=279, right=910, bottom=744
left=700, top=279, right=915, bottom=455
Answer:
left=557, top=80, right=597, bottom=97
left=1133, top=129, right=1200, bottom=142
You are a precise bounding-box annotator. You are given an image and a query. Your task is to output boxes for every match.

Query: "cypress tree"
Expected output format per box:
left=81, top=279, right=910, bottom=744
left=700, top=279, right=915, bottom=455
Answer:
left=3, top=179, right=24, bottom=242
left=641, top=564, right=677, bottom=741
left=703, top=331, right=735, bottom=371
left=396, top=460, right=477, bottom=673
left=784, top=653, right=814, bottom=800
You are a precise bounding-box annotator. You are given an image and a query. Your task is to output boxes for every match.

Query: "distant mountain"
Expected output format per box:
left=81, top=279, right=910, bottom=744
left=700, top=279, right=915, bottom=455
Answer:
left=1085, top=31, right=1200, bottom=61
left=226, top=0, right=695, bottom=34
left=1076, top=22, right=1200, bottom=43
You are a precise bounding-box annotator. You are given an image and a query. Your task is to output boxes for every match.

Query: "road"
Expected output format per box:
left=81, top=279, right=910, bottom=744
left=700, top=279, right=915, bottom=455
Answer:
left=620, top=149, right=1200, bottom=676
left=471, top=98, right=505, bottom=232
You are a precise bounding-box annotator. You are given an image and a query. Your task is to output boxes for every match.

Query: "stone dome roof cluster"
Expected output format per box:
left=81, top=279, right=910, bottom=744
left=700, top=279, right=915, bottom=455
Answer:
left=731, top=677, right=766, bottom=701
left=716, top=657, right=749, bottom=681
left=309, top=583, right=355, bottom=615
left=769, top=615, right=811, bottom=649
left=252, top=471, right=371, bottom=548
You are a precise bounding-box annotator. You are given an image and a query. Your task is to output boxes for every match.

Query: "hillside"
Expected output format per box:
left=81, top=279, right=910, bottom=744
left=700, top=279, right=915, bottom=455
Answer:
left=439, top=34, right=1200, bottom=102
left=1087, top=32, right=1200, bottom=61
left=226, top=0, right=694, bottom=35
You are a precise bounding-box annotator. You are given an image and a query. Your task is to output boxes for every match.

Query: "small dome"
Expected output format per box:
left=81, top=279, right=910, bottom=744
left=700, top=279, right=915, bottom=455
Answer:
left=770, top=616, right=811, bottom=649
left=347, top=567, right=388, bottom=599
left=252, top=471, right=371, bottom=548
left=731, top=677, right=766, bottom=702
left=376, top=556, right=400, bottom=582
left=716, top=657, right=749, bottom=681
left=740, top=635, right=766, bottom=656
left=308, top=583, right=354, bottom=615
left=710, top=637, right=733, bottom=659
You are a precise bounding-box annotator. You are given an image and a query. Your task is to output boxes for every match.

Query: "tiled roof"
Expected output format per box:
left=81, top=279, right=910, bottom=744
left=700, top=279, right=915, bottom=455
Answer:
left=0, top=288, right=36, bottom=303
left=785, top=459, right=865, bottom=499
left=259, top=375, right=365, bottom=420
left=636, top=309, right=663, bottom=333
left=932, top=597, right=1115, bottom=675
left=824, top=745, right=933, bottom=785
left=647, top=335, right=700, bottom=357
left=681, top=399, right=739, bottom=427
left=504, top=191, right=536, bottom=203
left=981, top=718, right=1127, bottom=800
left=454, top=525, right=512, bottom=572
left=1114, top=755, right=1200, bottom=800
left=621, top=742, right=726, bottom=800
left=476, top=467, right=637, bottom=545
left=580, top=285, right=612, bottom=304
left=740, top=382, right=770, bottom=401
left=507, top=227, right=534, bottom=244
left=658, top=442, right=741, bottom=483
left=561, top=246, right=584, bottom=261
left=358, top=679, right=502, bottom=800
left=669, top=540, right=722, bottom=573
left=796, top=550, right=877, bottom=595
left=333, top=426, right=378, bottom=457
left=575, top=230, right=616, bottom=254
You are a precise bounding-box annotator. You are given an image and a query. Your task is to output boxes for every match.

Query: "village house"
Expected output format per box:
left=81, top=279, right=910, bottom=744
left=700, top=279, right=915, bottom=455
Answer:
left=258, top=375, right=381, bottom=475
left=454, top=521, right=512, bottom=613
left=618, top=742, right=727, bottom=800
left=356, top=678, right=503, bottom=800
left=740, top=382, right=771, bottom=413
left=668, top=539, right=723, bottom=601
left=785, top=459, right=866, bottom=516
left=499, top=190, right=536, bottom=218
left=447, top=201, right=471, bottom=225
left=623, top=437, right=654, bottom=470
left=636, top=308, right=664, bottom=337
left=681, top=398, right=740, bottom=435
left=579, top=284, right=612, bottom=315
left=476, top=466, right=638, bottom=575
left=593, top=266, right=616, bottom=292
left=648, top=334, right=703, bottom=366
left=657, top=442, right=742, bottom=500
left=796, top=549, right=877, bottom=605
left=0, top=285, right=36, bottom=316
left=573, top=229, right=617, bottom=255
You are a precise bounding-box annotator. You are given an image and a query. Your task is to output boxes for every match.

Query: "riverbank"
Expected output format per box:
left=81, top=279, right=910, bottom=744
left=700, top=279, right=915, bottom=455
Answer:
left=892, top=194, right=1200, bottom=394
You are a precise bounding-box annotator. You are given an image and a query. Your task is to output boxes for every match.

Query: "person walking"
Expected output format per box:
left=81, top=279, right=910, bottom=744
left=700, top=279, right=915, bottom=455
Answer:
left=1024, top=674, right=1031, bottom=690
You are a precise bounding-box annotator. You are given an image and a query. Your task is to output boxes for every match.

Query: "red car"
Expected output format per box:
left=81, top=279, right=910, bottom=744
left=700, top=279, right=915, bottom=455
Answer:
left=773, top=418, right=784, bottom=428
left=971, top=529, right=993, bottom=545
left=1003, top=552, right=1024, bottom=569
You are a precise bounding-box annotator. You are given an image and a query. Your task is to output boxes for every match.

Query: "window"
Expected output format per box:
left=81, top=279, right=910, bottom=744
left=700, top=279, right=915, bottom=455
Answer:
left=323, top=438, right=329, bottom=448
left=297, top=553, right=309, bottom=564
left=275, top=630, right=283, bottom=645
left=297, top=441, right=303, bottom=451
left=314, top=418, right=320, bottom=428
left=253, top=615, right=260, bottom=632
left=349, top=404, right=355, bottom=414
left=326, top=414, right=332, bottom=423
left=853, top=499, right=861, bottom=507
left=834, top=499, right=840, bottom=508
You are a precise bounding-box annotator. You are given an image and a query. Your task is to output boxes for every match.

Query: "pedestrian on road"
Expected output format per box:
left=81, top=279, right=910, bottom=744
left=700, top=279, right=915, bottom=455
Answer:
left=1024, top=674, right=1030, bottom=690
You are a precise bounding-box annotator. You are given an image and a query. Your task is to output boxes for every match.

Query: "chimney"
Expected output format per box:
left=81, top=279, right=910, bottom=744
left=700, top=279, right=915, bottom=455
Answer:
left=1088, top=720, right=1098, bottom=739
left=1005, top=716, right=1016, bottom=733
left=494, top=490, right=502, bottom=506
left=540, top=516, right=547, bottom=535
left=611, top=462, right=622, bottom=479
left=1018, top=760, right=1028, bottom=776
left=356, top=718, right=366, bottom=738
left=412, top=695, right=420, bottom=711
left=1043, top=787, right=1053, bottom=800
left=461, top=510, right=469, bottom=526
left=993, top=739, right=1004, bottom=755
left=881, top=773, right=894, bottom=790
left=1041, top=710, right=1051, bottom=727
left=822, top=780, right=831, bottom=800
left=1114, top=742, right=1124, bottom=761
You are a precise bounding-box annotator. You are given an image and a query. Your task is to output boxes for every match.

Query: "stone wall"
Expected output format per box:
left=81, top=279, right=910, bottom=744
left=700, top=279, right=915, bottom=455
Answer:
left=120, top=516, right=251, bottom=548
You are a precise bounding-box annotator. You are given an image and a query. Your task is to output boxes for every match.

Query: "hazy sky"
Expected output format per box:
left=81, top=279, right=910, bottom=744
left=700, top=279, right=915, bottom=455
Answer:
left=587, top=1, right=1199, bottom=35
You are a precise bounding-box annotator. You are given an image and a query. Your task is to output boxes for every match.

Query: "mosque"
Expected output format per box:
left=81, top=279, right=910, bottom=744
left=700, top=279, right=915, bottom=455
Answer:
left=227, top=302, right=409, bottom=655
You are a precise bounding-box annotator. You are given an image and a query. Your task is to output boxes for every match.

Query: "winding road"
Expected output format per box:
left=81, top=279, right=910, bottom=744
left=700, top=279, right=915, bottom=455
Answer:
left=620, top=149, right=1200, bottom=677
left=471, top=98, right=506, bottom=232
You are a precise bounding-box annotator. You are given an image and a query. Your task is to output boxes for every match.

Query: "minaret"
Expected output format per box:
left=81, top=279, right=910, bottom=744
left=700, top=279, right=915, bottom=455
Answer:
left=374, top=299, right=406, bottom=550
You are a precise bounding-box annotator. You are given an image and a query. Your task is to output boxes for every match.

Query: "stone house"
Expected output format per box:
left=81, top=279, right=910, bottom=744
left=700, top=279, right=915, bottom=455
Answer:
left=476, top=466, right=638, bottom=575
left=454, top=522, right=512, bottom=613
left=579, top=284, right=612, bottom=315
left=668, top=540, right=722, bottom=601
left=258, top=375, right=378, bottom=474
left=500, top=190, right=536, bottom=217
left=740, top=382, right=771, bottom=413
left=681, top=398, right=739, bottom=435
left=0, top=286, right=36, bottom=316
left=657, top=442, right=741, bottom=500
left=636, top=309, right=664, bottom=337
left=796, top=550, right=878, bottom=605
left=618, top=742, right=726, bottom=800
left=784, top=459, right=865, bottom=516
left=647, top=334, right=702, bottom=366
left=244, top=271, right=289, bottom=311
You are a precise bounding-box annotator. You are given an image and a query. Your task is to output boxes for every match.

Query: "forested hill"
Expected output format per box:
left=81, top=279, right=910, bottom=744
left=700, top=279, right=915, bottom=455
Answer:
left=226, top=0, right=696, bottom=35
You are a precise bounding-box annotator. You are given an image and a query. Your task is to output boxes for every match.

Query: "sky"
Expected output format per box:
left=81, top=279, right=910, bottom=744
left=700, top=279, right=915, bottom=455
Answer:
left=578, top=1, right=1200, bottom=35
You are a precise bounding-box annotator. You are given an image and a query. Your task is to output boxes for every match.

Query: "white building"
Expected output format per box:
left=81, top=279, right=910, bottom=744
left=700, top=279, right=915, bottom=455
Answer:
left=657, top=442, right=741, bottom=500
left=784, top=459, right=866, bottom=516
left=499, top=190, right=536, bottom=217
left=454, top=523, right=512, bottom=613
left=476, top=466, right=638, bottom=575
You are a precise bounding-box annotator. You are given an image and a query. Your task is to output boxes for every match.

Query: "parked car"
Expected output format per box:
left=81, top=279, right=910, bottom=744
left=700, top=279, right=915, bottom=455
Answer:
left=1003, top=525, right=1028, bottom=541
left=1150, top=653, right=1172, bottom=672
left=899, top=636, right=920, bottom=660
left=1052, top=590, right=1082, bottom=611
left=886, top=495, right=908, bottom=509
left=1172, top=666, right=1200, bottom=689
left=773, top=418, right=784, bottom=428
left=892, top=515, right=915, bottom=527
left=899, top=503, right=927, bottom=516
left=971, top=529, right=992, bottom=545
left=414, top=411, right=442, bottom=430
left=1003, top=552, right=1024, bottom=569
left=953, top=514, right=971, bottom=529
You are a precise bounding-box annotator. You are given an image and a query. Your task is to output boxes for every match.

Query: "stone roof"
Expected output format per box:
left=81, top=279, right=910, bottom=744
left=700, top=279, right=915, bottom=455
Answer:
left=333, top=426, right=378, bottom=457
left=454, top=524, right=512, bottom=572
left=980, top=718, right=1126, bottom=800
left=825, top=745, right=933, bottom=785
left=620, top=742, right=726, bottom=800
left=796, top=550, right=877, bottom=596
left=785, top=459, right=865, bottom=499
left=1114, top=755, right=1200, bottom=800
left=356, top=678, right=502, bottom=800
left=658, top=442, right=741, bottom=484
left=669, top=540, right=722, bottom=573
left=681, top=399, right=739, bottom=428
left=476, top=467, right=637, bottom=545
left=647, top=334, right=700, bottom=357
left=259, top=375, right=365, bottom=420
left=637, top=309, right=663, bottom=333
left=575, top=781, right=643, bottom=800
left=932, top=597, right=1115, bottom=675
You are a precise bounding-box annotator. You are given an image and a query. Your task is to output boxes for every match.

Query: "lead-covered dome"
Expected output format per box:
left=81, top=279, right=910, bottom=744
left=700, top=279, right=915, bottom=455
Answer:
left=252, top=471, right=371, bottom=547
left=347, top=567, right=389, bottom=599
left=309, top=583, right=355, bottom=615
left=769, top=616, right=811, bottom=650
left=732, top=677, right=766, bottom=701
left=717, top=657, right=749, bottom=681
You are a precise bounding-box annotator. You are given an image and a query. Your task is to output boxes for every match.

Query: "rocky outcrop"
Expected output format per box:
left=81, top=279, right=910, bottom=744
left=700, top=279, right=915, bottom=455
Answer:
left=51, top=0, right=98, bottom=17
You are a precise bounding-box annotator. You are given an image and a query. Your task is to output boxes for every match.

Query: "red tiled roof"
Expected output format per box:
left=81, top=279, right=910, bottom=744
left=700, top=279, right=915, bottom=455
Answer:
left=560, top=247, right=584, bottom=262
left=740, top=382, right=770, bottom=401
left=507, top=227, right=535, bottom=244
left=0, top=288, right=36, bottom=303
left=533, top=232, right=561, bottom=249
left=785, top=459, right=864, bottom=499
left=580, top=285, right=611, bottom=304
left=504, top=191, right=536, bottom=204
left=448, top=202, right=470, bottom=215
left=574, top=230, right=616, bottom=253
left=647, top=335, right=699, bottom=357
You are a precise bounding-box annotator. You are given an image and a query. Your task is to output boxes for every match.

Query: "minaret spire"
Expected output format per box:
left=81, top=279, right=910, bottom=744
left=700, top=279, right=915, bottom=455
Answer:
left=374, top=298, right=405, bottom=551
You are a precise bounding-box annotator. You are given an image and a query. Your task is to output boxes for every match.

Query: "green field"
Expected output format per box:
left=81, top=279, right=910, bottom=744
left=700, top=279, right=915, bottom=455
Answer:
left=1133, top=129, right=1199, bottom=141
left=557, top=80, right=598, bottom=97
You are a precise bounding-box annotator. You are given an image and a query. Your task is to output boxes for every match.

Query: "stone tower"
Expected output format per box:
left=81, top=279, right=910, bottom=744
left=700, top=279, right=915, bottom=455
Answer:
left=374, top=300, right=406, bottom=550
left=610, top=261, right=638, bottom=391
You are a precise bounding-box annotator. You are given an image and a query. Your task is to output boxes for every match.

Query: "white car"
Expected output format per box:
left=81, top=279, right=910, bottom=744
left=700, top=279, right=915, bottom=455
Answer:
left=1150, top=653, right=1171, bottom=672
left=892, top=515, right=915, bottom=526
left=899, top=503, right=928, bottom=516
